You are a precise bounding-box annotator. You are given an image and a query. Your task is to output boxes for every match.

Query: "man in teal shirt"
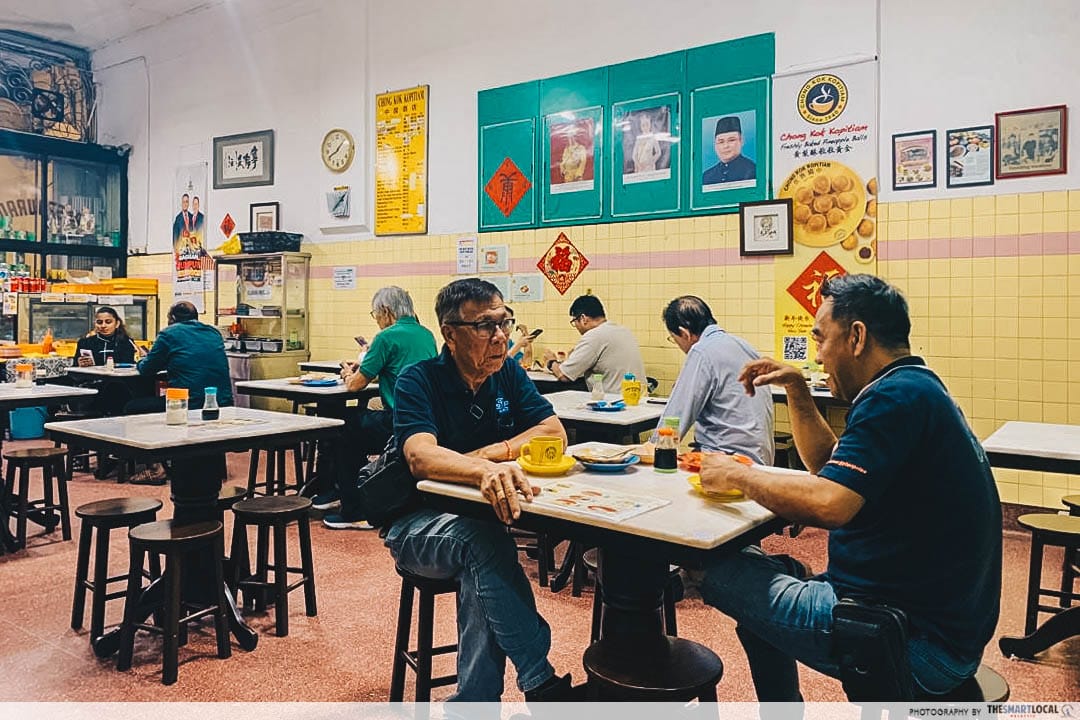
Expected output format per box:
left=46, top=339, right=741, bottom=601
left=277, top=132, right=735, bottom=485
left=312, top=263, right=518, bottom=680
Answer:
left=133, top=300, right=233, bottom=411
left=322, top=286, right=437, bottom=528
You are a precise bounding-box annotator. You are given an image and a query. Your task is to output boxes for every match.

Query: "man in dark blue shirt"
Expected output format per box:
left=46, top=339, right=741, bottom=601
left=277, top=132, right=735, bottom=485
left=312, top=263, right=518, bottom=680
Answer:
left=701, top=115, right=756, bottom=186
left=698, top=274, right=1001, bottom=701
left=385, top=278, right=576, bottom=702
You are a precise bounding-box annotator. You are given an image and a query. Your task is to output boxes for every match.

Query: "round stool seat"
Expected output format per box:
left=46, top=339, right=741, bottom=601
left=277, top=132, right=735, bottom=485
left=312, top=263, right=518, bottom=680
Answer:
left=1063, top=495, right=1080, bottom=514
left=129, top=520, right=222, bottom=547
left=76, top=497, right=163, bottom=523
left=395, top=565, right=459, bottom=594
left=1017, top=513, right=1080, bottom=545
left=936, top=665, right=1009, bottom=702
left=4, top=446, right=68, bottom=464
left=584, top=635, right=722, bottom=699
left=233, top=495, right=311, bottom=523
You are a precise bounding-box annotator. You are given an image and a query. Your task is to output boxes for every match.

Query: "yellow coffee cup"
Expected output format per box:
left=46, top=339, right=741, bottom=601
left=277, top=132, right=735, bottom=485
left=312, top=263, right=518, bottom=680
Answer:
left=520, top=436, right=564, bottom=466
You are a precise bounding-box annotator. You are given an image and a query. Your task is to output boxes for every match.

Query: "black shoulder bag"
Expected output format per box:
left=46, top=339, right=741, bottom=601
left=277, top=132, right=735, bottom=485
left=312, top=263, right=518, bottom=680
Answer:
left=352, top=438, right=420, bottom=529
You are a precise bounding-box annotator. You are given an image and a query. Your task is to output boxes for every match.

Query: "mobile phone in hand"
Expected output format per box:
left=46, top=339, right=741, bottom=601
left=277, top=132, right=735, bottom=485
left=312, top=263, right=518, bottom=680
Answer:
left=354, top=335, right=367, bottom=347
left=79, top=349, right=93, bottom=359
left=527, top=328, right=543, bottom=340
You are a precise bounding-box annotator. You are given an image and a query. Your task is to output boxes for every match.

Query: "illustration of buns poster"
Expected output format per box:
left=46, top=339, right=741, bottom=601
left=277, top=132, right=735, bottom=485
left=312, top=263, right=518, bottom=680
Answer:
left=770, top=61, right=878, bottom=363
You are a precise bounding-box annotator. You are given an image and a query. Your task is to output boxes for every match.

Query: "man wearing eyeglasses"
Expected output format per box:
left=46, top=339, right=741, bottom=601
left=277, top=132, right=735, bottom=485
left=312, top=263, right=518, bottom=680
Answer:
left=385, top=278, right=578, bottom=701
left=541, top=294, right=645, bottom=394
left=320, top=286, right=437, bottom=529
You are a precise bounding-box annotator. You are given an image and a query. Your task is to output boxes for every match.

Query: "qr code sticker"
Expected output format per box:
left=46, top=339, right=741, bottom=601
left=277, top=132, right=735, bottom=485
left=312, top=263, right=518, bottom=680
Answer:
left=783, top=336, right=808, bottom=362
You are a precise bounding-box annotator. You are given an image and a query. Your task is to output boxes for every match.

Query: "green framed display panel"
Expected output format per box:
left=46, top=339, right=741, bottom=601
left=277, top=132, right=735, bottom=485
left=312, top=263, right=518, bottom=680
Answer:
left=478, top=81, right=539, bottom=231
left=476, top=33, right=774, bottom=232
left=690, top=77, right=771, bottom=213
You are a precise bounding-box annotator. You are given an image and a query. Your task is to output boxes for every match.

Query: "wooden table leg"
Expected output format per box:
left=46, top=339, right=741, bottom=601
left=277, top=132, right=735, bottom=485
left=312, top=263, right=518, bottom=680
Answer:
left=999, top=606, right=1080, bottom=659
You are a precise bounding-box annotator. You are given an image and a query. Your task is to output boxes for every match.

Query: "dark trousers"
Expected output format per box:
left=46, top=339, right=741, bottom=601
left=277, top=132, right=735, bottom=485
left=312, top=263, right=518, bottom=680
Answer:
left=337, top=409, right=394, bottom=520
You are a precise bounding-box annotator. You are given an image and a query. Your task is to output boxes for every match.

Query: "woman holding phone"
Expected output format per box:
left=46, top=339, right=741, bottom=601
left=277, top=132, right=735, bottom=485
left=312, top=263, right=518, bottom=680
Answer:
left=75, top=306, right=144, bottom=367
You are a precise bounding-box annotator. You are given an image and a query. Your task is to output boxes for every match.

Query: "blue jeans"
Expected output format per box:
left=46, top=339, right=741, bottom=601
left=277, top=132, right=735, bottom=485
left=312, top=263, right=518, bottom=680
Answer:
left=384, top=508, right=555, bottom=701
left=698, top=546, right=979, bottom=700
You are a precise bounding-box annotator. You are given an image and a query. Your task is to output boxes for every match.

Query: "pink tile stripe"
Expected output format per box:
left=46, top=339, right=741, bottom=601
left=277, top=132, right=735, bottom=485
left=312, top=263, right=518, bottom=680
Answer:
left=308, top=246, right=772, bottom=279
left=881, top=231, right=1077, bottom=261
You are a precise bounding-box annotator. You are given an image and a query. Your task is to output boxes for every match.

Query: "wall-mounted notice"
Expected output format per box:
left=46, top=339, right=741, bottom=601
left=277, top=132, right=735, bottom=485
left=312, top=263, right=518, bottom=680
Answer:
left=375, top=85, right=429, bottom=235
left=488, top=275, right=511, bottom=299
left=456, top=236, right=478, bottom=274
left=479, top=244, right=509, bottom=273
left=510, top=273, right=544, bottom=303
left=333, top=266, right=357, bottom=290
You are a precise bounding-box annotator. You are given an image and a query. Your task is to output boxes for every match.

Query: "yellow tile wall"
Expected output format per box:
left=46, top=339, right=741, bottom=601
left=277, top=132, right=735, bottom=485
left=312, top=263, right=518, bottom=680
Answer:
left=129, top=188, right=1080, bottom=509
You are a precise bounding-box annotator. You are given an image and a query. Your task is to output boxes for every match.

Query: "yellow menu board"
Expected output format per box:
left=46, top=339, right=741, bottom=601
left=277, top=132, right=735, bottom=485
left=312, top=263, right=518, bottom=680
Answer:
left=375, top=85, right=429, bottom=235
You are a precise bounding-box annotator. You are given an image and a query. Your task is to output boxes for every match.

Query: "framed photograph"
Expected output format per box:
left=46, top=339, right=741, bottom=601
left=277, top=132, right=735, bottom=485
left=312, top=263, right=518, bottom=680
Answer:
left=739, top=199, right=793, bottom=257
left=249, top=201, right=280, bottom=232
left=213, top=129, right=275, bottom=189
left=995, top=105, right=1067, bottom=179
left=892, top=130, right=937, bottom=190
left=946, top=125, right=994, bottom=188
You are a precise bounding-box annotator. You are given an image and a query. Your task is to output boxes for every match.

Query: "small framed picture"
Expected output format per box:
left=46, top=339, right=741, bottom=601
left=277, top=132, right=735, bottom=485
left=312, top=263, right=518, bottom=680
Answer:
left=946, top=125, right=994, bottom=188
left=213, top=129, right=275, bottom=189
left=739, top=199, right=793, bottom=257
left=249, top=201, right=280, bottom=232
left=892, top=130, right=937, bottom=190
left=995, top=105, right=1067, bottom=179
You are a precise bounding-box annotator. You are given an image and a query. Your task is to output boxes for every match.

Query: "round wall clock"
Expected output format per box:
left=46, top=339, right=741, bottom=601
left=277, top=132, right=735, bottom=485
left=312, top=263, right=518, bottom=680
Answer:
left=321, top=128, right=355, bottom=172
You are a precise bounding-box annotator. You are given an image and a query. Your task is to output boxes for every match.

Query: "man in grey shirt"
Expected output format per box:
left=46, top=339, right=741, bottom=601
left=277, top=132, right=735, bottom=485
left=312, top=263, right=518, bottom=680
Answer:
left=541, top=294, right=646, bottom=394
left=659, top=296, right=774, bottom=465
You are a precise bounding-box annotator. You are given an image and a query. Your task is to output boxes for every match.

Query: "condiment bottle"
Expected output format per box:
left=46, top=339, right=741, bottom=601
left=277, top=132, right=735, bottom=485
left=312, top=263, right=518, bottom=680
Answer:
left=165, top=387, right=189, bottom=425
left=621, top=373, right=641, bottom=406
left=41, top=328, right=53, bottom=354
left=654, top=416, right=680, bottom=473
left=201, top=386, right=220, bottom=421
left=104, top=352, right=114, bottom=372
left=14, top=362, right=33, bottom=388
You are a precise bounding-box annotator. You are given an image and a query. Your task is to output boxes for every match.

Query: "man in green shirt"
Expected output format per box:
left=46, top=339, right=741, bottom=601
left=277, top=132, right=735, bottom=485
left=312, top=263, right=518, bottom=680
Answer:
left=322, top=286, right=437, bottom=529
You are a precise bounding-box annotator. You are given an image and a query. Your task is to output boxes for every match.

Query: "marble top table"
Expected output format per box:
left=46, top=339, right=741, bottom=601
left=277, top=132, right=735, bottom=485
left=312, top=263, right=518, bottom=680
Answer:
left=525, top=369, right=586, bottom=394
left=0, top=382, right=98, bottom=410
left=418, top=443, right=792, bottom=694
left=771, top=385, right=849, bottom=411
left=234, top=377, right=380, bottom=410
left=545, top=389, right=666, bottom=444
left=982, top=420, right=1080, bottom=660
left=297, top=359, right=344, bottom=374
left=45, top=407, right=344, bottom=653
left=982, top=421, right=1080, bottom=474
left=417, top=444, right=785, bottom=557
left=64, top=365, right=142, bottom=379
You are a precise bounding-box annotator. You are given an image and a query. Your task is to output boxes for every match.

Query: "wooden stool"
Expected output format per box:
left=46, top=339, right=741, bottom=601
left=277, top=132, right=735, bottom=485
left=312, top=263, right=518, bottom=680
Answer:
left=1062, top=496, right=1080, bottom=606
left=583, top=636, right=722, bottom=701
left=3, top=447, right=71, bottom=549
left=117, top=520, right=232, bottom=685
left=217, top=485, right=250, bottom=593
left=71, top=497, right=163, bottom=642
left=389, top=566, right=459, bottom=702
left=509, top=528, right=555, bottom=588
left=774, top=431, right=803, bottom=470
left=582, top=548, right=679, bottom=642
left=999, top=513, right=1080, bottom=659
left=232, top=495, right=317, bottom=636
left=245, top=446, right=305, bottom=497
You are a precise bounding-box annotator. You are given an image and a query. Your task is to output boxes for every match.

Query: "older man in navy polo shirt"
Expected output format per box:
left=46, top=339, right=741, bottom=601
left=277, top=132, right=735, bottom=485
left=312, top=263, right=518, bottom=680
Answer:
left=385, top=277, right=576, bottom=702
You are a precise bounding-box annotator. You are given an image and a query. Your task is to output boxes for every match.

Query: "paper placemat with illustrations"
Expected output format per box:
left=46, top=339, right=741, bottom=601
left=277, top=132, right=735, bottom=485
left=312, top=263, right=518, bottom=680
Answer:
left=532, top=480, right=669, bottom=522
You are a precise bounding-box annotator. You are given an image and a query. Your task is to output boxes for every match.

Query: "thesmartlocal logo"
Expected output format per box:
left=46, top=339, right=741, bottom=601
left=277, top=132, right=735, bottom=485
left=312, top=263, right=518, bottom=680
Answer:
left=987, top=704, right=1072, bottom=717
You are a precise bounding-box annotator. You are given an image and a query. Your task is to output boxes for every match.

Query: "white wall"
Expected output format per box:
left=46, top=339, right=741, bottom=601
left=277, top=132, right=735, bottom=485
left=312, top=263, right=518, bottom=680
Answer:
left=93, top=0, right=1080, bottom=249
left=878, top=0, right=1080, bottom=201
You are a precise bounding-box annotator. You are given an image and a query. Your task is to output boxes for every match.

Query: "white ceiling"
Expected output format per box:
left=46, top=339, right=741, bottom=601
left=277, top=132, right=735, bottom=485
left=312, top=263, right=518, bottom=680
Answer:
left=1, top=0, right=215, bottom=51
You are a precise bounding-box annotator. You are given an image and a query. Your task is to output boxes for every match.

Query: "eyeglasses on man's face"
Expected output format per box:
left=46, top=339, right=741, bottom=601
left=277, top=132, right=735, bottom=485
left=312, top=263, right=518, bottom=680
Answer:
left=447, top=317, right=515, bottom=339
left=569, top=315, right=585, bottom=327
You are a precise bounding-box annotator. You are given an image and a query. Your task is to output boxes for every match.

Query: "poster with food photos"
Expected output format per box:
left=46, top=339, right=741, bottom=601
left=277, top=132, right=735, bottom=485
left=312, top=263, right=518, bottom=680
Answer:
left=771, top=61, right=878, bottom=363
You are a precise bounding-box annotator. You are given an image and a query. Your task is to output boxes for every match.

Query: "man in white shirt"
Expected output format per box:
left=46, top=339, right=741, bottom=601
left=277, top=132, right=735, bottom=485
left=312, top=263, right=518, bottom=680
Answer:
left=541, top=294, right=645, bottom=394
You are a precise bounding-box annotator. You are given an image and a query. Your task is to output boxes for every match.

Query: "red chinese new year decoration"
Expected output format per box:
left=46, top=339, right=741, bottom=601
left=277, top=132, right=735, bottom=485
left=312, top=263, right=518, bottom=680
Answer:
left=484, top=157, right=531, bottom=218
left=537, top=232, right=589, bottom=295
left=219, top=213, right=236, bottom=238
left=786, top=251, right=847, bottom=317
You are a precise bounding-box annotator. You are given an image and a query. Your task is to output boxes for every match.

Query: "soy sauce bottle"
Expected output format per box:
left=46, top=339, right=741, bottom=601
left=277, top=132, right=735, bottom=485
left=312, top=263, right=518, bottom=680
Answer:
left=201, top=386, right=221, bottom=421
left=654, top=416, right=680, bottom=473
